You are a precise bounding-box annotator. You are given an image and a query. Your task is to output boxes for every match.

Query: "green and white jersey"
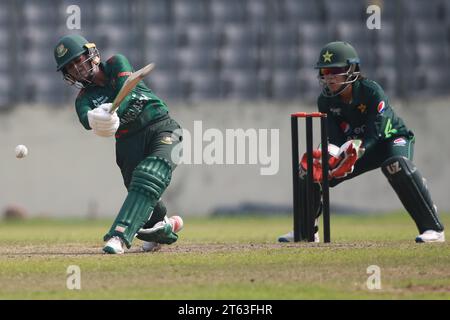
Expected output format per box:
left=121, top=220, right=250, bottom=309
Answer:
left=318, top=78, right=413, bottom=153
left=75, top=54, right=168, bottom=135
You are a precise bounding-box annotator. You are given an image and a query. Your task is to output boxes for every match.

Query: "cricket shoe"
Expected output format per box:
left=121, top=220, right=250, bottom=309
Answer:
left=415, top=230, right=445, bottom=243
left=103, top=236, right=125, bottom=254
left=278, top=219, right=320, bottom=243
left=142, top=241, right=162, bottom=252
left=140, top=216, right=184, bottom=252
left=277, top=230, right=320, bottom=243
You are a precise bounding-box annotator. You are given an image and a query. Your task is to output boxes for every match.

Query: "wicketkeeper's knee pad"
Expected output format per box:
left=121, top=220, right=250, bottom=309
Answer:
left=381, top=156, right=444, bottom=233
left=104, top=157, right=173, bottom=247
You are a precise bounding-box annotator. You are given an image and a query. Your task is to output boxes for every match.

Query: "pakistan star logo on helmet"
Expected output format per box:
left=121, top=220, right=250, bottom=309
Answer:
left=56, top=44, right=68, bottom=58
left=322, top=50, right=333, bottom=63
left=315, top=41, right=361, bottom=97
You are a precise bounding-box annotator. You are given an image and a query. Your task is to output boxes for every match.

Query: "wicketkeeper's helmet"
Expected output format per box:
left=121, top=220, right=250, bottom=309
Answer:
left=315, top=41, right=361, bottom=97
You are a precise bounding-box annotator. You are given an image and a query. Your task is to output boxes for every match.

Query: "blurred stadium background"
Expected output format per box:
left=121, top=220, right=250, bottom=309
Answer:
left=0, top=0, right=449, bottom=218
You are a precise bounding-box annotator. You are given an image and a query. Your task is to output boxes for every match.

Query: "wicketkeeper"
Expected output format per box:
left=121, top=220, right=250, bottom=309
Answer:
left=279, top=41, right=445, bottom=243
left=54, top=34, right=184, bottom=254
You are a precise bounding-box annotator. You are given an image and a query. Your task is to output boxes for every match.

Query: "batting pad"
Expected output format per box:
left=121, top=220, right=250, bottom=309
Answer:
left=104, top=157, right=172, bottom=248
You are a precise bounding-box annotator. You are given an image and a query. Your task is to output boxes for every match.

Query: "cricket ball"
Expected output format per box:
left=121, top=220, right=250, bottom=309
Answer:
left=169, top=216, right=184, bottom=233
left=15, top=145, right=28, bottom=159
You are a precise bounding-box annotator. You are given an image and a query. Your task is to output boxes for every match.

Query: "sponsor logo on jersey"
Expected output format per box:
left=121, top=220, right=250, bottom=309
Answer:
left=330, top=107, right=342, bottom=115
left=353, top=125, right=366, bottom=135
left=393, top=137, right=407, bottom=146
left=377, top=101, right=386, bottom=113
left=92, top=96, right=109, bottom=107
left=120, top=99, right=146, bottom=126
left=340, top=122, right=351, bottom=133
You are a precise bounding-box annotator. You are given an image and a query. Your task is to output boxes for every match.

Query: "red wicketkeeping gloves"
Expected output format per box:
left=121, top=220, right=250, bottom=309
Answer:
left=300, top=149, right=324, bottom=182
left=300, top=140, right=365, bottom=182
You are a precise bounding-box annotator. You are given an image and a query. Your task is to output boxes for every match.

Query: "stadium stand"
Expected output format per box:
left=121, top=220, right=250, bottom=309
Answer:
left=210, top=0, right=246, bottom=26
left=182, top=70, right=221, bottom=102
left=278, top=0, right=324, bottom=24
left=246, top=0, right=272, bottom=25
left=271, top=70, right=302, bottom=100
left=221, top=70, right=263, bottom=100
left=0, top=0, right=448, bottom=107
left=146, top=70, right=186, bottom=102
left=173, top=0, right=209, bottom=25
left=142, top=0, right=171, bottom=25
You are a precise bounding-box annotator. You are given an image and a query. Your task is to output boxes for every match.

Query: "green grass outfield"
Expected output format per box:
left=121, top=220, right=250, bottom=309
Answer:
left=0, top=212, right=449, bottom=299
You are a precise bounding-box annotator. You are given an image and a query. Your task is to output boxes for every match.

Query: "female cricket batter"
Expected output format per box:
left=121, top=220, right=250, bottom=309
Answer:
left=54, top=35, right=183, bottom=254
left=279, top=41, right=445, bottom=243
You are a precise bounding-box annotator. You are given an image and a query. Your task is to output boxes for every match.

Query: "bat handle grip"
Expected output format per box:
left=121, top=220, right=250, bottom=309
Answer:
left=109, top=104, right=119, bottom=114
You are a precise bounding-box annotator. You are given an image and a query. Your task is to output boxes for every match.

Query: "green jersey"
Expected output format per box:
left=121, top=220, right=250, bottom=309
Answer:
left=318, top=78, right=413, bottom=153
left=75, top=54, right=169, bottom=136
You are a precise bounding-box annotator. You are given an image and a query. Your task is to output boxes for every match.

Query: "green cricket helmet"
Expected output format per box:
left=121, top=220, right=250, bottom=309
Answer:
left=315, top=41, right=361, bottom=97
left=54, top=34, right=100, bottom=88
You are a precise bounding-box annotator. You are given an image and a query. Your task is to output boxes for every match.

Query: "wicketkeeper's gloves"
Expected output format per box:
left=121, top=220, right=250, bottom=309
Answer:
left=300, top=139, right=365, bottom=182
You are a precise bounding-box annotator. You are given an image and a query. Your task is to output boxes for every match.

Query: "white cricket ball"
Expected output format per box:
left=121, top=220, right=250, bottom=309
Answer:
left=15, top=145, right=28, bottom=159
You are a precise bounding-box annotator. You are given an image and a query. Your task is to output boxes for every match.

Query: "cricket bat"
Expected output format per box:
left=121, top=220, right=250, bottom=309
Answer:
left=109, top=63, right=155, bottom=114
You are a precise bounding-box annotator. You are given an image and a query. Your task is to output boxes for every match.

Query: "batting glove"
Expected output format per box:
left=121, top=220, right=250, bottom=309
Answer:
left=87, top=103, right=119, bottom=137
